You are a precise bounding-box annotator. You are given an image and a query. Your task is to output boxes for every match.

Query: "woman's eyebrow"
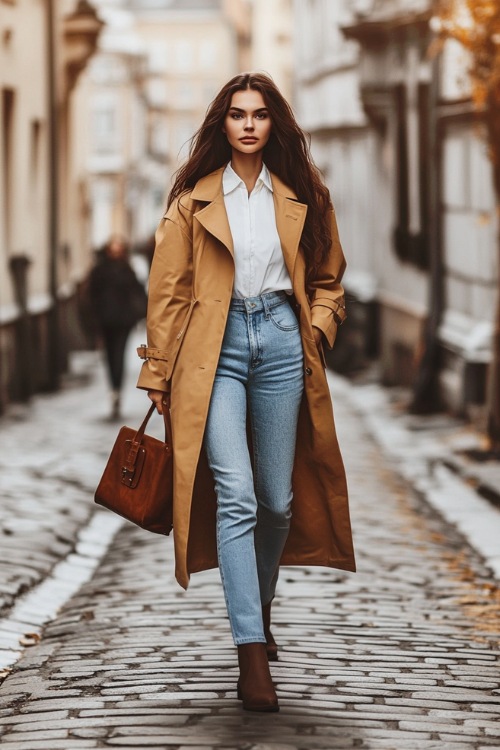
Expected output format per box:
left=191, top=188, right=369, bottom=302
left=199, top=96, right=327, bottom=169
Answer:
left=228, top=107, right=269, bottom=114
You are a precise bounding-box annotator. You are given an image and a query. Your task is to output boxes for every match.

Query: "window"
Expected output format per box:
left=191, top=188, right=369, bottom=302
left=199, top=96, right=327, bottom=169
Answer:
left=30, top=120, right=41, bottom=173
left=150, top=117, right=169, bottom=157
left=30, top=120, right=42, bottom=209
left=199, top=40, right=216, bottom=69
left=2, top=88, right=15, bottom=252
left=203, top=80, right=218, bottom=105
left=174, top=40, right=192, bottom=72
left=89, top=56, right=126, bottom=85
left=176, top=82, right=194, bottom=109
left=91, top=94, right=120, bottom=154
left=392, top=83, right=429, bottom=270
left=175, top=118, right=194, bottom=159
left=148, top=41, right=169, bottom=74
left=148, top=78, right=168, bottom=107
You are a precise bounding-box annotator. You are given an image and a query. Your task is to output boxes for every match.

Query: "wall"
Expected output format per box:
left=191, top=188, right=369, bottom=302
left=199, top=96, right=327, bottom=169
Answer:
left=0, top=0, right=101, bottom=410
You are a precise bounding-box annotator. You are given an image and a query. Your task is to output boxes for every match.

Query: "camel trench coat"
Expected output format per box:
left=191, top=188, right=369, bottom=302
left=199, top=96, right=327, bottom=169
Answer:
left=137, top=166, right=356, bottom=589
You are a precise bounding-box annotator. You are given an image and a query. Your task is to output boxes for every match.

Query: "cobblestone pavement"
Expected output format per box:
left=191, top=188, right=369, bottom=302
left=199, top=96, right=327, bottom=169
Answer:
left=0, top=336, right=150, bottom=619
left=1, top=363, right=500, bottom=748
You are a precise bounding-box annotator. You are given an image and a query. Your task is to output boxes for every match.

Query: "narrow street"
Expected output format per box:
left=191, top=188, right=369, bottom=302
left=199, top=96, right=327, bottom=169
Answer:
left=0, top=339, right=499, bottom=749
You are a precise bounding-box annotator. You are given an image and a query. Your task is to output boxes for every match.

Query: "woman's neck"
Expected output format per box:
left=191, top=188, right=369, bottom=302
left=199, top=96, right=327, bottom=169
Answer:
left=230, top=152, right=264, bottom=194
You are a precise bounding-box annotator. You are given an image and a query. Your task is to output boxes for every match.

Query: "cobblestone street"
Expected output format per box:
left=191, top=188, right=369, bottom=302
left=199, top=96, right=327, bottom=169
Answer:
left=0, top=342, right=499, bottom=749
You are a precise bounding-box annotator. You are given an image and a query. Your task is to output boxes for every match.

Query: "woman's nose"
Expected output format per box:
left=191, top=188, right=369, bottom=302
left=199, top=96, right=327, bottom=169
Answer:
left=244, top=118, right=254, bottom=130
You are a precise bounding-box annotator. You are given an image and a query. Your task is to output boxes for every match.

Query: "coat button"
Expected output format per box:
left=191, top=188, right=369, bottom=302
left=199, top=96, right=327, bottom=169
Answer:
left=305, top=367, right=312, bottom=375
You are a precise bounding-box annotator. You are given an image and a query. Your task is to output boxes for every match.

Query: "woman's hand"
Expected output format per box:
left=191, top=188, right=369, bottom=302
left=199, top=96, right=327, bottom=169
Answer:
left=148, top=389, right=168, bottom=415
left=312, top=325, right=323, bottom=346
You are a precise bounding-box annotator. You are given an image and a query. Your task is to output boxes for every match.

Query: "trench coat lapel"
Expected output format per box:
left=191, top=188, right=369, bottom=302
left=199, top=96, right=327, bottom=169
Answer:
left=194, top=196, right=234, bottom=257
left=271, top=174, right=308, bottom=282
left=191, top=168, right=234, bottom=257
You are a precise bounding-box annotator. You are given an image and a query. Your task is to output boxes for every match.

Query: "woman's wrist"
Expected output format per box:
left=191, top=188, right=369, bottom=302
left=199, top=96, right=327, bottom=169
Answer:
left=147, top=389, right=167, bottom=413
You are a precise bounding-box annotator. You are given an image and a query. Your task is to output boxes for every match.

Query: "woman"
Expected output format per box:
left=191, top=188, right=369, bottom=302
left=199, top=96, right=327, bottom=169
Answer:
left=88, top=235, right=147, bottom=419
left=137, top=73, right=355, bottom=712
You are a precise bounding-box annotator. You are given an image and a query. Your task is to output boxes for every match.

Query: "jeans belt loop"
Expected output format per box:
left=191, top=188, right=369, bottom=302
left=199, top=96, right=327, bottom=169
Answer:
left=261, top=293, right=272, bottom=320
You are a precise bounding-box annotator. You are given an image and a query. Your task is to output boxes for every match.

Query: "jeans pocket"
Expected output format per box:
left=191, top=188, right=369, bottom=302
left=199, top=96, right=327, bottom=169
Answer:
left=268, top=301, right=300, bottom=331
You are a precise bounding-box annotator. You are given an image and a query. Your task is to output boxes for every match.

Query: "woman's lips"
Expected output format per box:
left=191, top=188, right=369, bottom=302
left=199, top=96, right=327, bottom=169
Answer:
left=240, top=137, right=258, bottom=143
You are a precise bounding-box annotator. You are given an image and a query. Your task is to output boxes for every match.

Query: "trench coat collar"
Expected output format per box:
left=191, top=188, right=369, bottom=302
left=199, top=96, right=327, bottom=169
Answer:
left=191, top=165, right=308, bottom=279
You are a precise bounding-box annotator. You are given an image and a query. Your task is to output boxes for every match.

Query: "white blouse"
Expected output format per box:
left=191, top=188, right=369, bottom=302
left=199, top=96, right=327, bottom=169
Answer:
left=222, top=162, right=293, bottom=299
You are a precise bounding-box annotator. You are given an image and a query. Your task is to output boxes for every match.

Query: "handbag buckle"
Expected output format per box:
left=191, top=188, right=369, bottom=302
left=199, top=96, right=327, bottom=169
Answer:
left=121, top=466, right=134, bottom=486
left=120, top=442, right=146, bottom=489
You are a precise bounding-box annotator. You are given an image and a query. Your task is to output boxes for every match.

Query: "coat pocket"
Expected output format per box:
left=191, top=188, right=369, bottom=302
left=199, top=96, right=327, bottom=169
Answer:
left=316, top=338, right=327, bottom=369
left=176, top=298, right=197, bottom=342
left=162, top=298, right=199, bottom=381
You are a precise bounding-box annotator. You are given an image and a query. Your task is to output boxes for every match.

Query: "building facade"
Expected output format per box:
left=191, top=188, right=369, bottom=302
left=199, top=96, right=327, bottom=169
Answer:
left=0, top=0, right=102, bottom=411
left=129, top=0, right=243, bottom=194
left=251, top=0, right=293, bottom=101
left=0, top=0, right=251, bottom=411
left=293, top=0, right=381, bottom=373
left=72, top=0, right=163, bottom=255
left=74, top=0, right=255, bottom=264
left=436, top=38, right=497, bottom=412
left=293, top=0, right=498, bottom=419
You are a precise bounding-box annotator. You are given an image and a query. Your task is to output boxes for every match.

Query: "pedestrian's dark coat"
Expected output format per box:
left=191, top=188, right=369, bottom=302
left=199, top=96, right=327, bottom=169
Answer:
left=137, top=167, right=356, bottom=589
left=89, top=255, right=146, bottom=330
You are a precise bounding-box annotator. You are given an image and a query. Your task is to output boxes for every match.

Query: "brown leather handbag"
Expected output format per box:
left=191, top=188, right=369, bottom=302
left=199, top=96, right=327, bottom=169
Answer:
left=95, top=400, right=173, bottom=535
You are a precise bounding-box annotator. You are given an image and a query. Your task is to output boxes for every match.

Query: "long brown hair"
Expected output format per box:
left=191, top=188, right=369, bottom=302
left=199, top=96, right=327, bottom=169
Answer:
left=168, top=72, right=333, bottom=278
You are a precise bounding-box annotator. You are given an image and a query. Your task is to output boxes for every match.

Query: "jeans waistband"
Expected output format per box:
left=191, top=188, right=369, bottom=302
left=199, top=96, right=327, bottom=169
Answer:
left=229, top=290, right=289, bottom=313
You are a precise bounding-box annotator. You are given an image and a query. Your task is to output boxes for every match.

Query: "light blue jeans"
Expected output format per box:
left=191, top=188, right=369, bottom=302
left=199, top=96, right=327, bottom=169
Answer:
left=204, top=291, right=304, bottom=645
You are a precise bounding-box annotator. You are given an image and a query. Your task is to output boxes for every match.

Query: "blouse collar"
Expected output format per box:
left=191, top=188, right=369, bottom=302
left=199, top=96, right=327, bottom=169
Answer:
left=222, top=162, right=273, bottom=196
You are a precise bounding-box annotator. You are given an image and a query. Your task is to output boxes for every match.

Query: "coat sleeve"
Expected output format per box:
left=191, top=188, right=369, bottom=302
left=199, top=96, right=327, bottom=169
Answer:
left=308, top=206, right=347, bottom=349
left=136, top=200, right=194, bottom=392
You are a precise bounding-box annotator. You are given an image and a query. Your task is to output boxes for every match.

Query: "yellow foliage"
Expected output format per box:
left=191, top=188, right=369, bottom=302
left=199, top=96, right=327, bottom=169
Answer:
left=436, top=0, right=500, bottom=108
left=435, top=0, right=500, bottom=175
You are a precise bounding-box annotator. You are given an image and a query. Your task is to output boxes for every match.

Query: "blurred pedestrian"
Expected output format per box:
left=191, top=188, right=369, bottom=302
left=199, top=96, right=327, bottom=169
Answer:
left=88, top=235, right=147, bottom=420
left=138, top=73, right=355, bottom=711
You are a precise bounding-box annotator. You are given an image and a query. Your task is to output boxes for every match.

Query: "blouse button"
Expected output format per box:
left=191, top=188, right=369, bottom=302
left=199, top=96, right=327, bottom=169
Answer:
left=305, top=367, right=312, bottom=376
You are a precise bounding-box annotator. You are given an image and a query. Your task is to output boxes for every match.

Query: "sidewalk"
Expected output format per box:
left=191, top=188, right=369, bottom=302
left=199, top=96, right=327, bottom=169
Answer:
left=333, top=375, right=500, bottom=581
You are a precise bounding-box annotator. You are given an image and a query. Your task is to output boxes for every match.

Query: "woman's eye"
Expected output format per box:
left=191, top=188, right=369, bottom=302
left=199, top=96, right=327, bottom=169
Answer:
left=256, top=113, right=268, bottom=119
left=230, top=113, right=243, bottom=119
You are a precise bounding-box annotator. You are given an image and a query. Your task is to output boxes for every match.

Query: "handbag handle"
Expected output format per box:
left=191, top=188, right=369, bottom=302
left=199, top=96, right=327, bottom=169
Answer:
left=133, top=399, right=172, bottom=450
left=162, top=395, right=172, bottom=450
left=122, top=400, right=172, bottom=485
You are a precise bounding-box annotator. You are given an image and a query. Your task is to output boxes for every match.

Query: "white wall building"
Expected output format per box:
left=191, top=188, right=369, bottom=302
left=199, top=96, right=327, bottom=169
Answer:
left=251, top=0, right=293, bottom=100
left=130, top=0, right=241, bottom=194
left=0, top=0, right=102, bottom=409
left=437, top=39, right=498, bottom=410
left=293, top=0, right=498, bottom=417
left=74, top=0, right=256, bottom=260
left=72, top=0, right=163, bottom=257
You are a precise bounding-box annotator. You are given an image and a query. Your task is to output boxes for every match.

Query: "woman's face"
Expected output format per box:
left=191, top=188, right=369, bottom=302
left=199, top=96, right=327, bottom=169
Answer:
left=107, top=237, right=126, bottom=259
left=223, top=89, right=272, bottom=155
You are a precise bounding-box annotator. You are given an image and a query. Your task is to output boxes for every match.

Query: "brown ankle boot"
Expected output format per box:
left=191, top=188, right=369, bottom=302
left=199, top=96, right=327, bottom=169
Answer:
left=262, top=601, right=278, bottom=661
left=237, top=642, right=279, bottom=712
